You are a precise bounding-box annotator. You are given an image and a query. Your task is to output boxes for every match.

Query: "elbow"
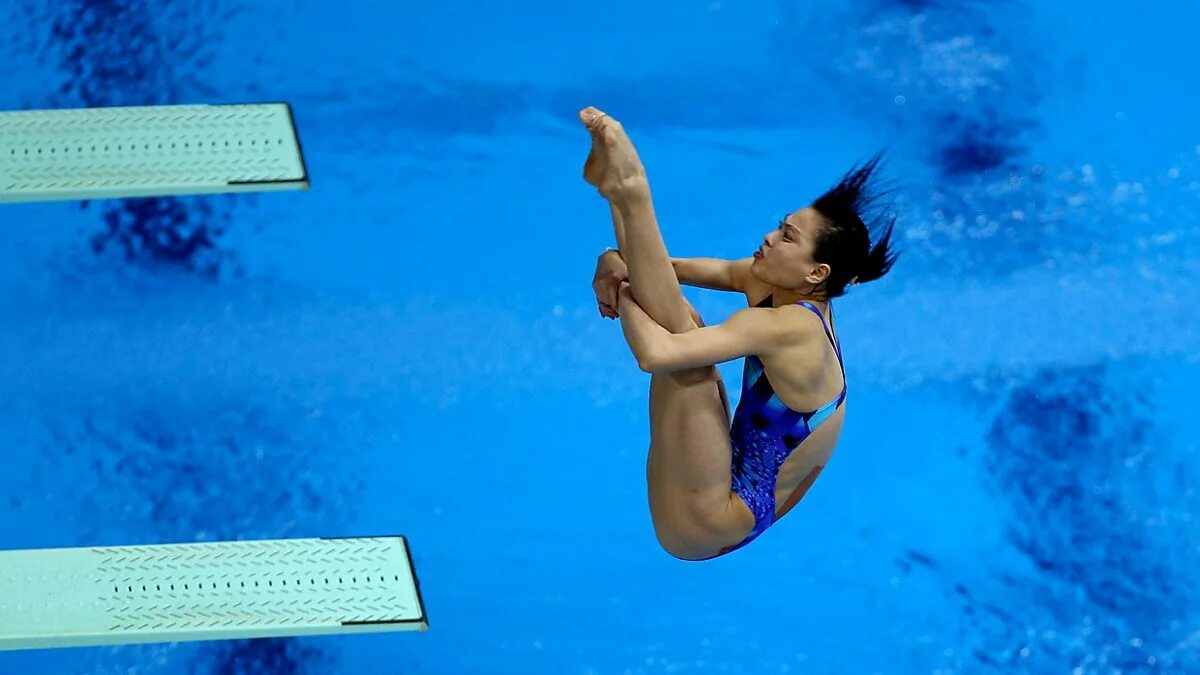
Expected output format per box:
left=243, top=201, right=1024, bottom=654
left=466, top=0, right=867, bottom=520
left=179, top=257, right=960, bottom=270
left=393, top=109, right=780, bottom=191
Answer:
left=637, top=347, right=664, bottom=374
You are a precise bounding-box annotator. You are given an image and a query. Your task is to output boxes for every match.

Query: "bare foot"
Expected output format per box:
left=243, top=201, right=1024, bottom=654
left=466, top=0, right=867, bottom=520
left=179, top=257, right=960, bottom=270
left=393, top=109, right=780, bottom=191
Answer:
left=578, top=106, right=647, bottom=199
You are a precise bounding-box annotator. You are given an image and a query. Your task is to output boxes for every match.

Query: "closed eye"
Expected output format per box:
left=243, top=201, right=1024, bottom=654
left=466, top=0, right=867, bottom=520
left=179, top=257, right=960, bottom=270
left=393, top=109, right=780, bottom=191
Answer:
left=778, top=218, right=799, bottom=242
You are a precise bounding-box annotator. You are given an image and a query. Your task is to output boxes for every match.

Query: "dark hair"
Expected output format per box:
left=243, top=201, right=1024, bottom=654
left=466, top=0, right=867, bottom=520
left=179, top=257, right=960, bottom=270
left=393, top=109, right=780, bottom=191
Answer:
left=808, top=150, right=901, bottom=299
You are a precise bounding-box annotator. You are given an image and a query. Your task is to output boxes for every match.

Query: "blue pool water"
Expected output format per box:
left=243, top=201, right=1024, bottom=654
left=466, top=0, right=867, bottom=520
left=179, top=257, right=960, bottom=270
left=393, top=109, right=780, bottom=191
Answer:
left=1, top=1, right=1198, bottom=673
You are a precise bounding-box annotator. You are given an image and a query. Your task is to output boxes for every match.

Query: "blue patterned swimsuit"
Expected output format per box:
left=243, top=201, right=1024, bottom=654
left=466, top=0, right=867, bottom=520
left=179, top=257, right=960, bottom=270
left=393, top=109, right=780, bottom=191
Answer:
left=705, top=296, right=846, bottom=559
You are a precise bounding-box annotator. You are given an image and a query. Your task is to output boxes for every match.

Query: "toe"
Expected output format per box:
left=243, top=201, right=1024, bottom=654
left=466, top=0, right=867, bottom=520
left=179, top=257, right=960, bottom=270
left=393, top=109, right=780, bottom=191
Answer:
left=579, top=106, right=608, bottom=130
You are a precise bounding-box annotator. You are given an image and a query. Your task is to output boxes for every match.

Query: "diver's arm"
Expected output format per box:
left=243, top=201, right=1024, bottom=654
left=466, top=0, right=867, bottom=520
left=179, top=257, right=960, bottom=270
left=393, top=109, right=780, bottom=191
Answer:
left=598, top=247, right=750, bottom=294
left=608, top=202, right=750, bottom=293
left=670, top=256, right=753, bottom=292
left=599, top=249, right=749, bottom=293
left=615, top=282, right=802, bottom=373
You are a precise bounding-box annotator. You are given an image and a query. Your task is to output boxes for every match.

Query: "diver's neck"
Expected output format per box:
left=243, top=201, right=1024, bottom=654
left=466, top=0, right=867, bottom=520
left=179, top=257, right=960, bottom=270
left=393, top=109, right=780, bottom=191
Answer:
left=768, top=286, right=829, bottom=309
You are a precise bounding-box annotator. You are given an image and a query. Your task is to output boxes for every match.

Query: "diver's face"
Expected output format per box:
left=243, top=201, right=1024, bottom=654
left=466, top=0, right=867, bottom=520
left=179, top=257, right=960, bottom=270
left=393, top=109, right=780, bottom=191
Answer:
left=750, top=207, right=830, bottom=288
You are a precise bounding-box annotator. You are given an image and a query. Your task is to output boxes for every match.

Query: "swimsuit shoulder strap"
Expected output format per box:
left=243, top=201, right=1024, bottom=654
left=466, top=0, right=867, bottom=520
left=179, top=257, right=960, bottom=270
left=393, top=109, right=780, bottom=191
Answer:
left=795, top=302, right=840, bottom=355
left=796, top=301, right=846, bottom=390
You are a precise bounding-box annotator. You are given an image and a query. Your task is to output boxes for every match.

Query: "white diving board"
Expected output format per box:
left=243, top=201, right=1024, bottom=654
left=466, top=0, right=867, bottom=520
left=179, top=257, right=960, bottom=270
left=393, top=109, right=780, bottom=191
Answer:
left=0, top=103, right=309, bottom=203
left=0, top=535, right=427, bottom=651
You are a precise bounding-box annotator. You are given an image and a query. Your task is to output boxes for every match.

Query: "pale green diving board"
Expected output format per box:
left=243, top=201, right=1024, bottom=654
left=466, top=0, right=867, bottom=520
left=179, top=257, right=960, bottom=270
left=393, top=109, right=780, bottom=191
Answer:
left=0, top=103, right=309, bottom=203
left=0, top=535, right=427, bottom=651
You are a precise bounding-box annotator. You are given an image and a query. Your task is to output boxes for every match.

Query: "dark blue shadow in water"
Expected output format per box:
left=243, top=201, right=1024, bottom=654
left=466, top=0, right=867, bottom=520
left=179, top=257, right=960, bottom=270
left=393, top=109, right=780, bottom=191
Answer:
left=22, top=0, right=240, bottom=278
left=949, top=366, right=1198, bottom=671
left=193, top=637, right=335, bottom=675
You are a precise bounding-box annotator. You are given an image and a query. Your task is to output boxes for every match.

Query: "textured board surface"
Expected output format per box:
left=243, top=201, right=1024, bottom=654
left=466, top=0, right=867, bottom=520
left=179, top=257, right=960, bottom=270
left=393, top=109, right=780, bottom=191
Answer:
left=0, top=536, right=426, bottom=650
left=0, top=103, right=309, bottom=203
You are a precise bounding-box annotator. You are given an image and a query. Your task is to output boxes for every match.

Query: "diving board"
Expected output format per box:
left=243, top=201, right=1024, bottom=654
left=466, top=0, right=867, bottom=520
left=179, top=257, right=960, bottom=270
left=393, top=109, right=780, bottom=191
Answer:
left=0, top=535, right=427, bottom=651
left=0, top=103, right=309, bottom=203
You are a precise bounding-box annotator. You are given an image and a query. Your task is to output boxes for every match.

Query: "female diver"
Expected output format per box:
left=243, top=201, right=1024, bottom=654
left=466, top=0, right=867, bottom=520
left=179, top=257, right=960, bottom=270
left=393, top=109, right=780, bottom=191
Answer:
left=581, top=106, right=899, bottom=561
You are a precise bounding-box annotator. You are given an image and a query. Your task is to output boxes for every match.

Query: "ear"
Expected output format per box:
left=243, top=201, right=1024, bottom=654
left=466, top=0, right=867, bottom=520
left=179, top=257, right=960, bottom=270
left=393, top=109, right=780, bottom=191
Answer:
left=808, top=263, right=831, bottom=283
